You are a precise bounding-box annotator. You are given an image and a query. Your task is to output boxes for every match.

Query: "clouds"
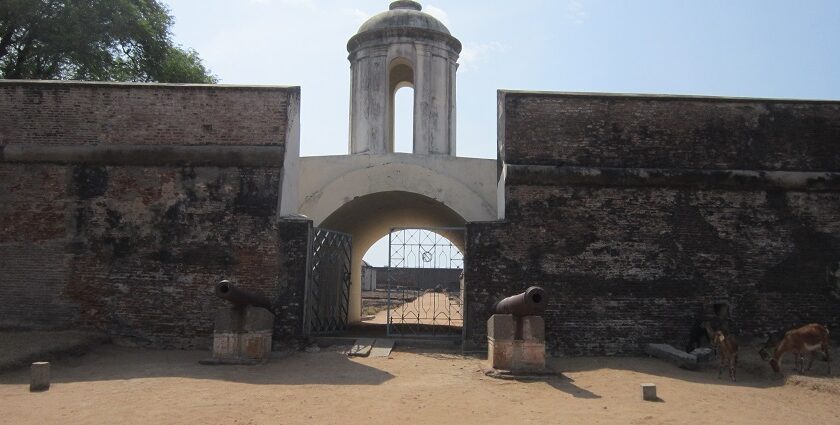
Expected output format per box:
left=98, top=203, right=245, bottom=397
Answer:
left=247, top=0, right=315, bottom=8
left=459, top=42, right=508, bottom=73
left=565, top=0, right=586, bottom=24
left=347, top=8, right=370, bottom=23
left=424, top=4, right=451, bottom=27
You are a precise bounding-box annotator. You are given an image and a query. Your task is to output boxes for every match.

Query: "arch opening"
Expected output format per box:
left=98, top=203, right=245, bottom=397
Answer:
left=388, top=59, right=414, bottom=153
left=360, top=229, right=464, bottom=334
left=319, top=191, right=467, bottom=336
left=393, top=86, right=414, bottom=153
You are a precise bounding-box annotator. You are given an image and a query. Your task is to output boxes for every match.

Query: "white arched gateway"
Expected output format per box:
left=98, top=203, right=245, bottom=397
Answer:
left=286, top=2, right=497, bottom=332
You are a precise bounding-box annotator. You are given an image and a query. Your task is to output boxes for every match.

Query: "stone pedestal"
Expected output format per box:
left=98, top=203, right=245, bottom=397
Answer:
left=641, top=383, right=657, bottom=401
left=487, top=314, right=546, bottom=373
left=202, top=306, right=274, bottom=365
left=30, top=362, right=50, bottom=392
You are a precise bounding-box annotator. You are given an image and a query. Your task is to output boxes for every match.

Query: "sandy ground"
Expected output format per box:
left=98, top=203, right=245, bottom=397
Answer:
left=367, top=291, right=462, bottom=325
left=0, top=344, right=837, bottom=425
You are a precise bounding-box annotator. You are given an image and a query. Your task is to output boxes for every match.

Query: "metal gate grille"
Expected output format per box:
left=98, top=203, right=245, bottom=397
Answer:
left=305, top=227, right=352, bottom=335
left=387, top=227, right=464, bottom=337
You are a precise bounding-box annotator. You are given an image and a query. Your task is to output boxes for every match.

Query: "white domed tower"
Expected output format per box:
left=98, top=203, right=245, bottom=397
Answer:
left=347, top=1, right=461, bottom=155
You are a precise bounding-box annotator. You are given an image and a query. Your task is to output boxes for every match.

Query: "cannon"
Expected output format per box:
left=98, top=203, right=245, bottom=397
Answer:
left=493, top=286, right=546, bottom=317
left=487, top=286, right=548, bottom=373
left=215, top=280, right=272, bottom=311
left=201, top=280, right=275, bottom=365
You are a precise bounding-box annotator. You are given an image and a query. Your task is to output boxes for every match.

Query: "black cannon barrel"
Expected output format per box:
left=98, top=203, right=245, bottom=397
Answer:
left=215, top=280, right=272, bottom=310
left=493, top=286, right=547, bottom=316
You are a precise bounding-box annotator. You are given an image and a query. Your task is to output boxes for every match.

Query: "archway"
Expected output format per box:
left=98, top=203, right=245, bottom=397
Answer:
left=319, top=191, right=467, bottom=329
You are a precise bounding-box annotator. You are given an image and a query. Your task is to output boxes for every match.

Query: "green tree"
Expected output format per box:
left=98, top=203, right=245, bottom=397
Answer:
left=0, top=0, right=217, bottom=83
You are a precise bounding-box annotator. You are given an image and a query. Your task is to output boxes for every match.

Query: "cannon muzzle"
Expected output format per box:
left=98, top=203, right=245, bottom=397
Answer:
left=215, top=280, right=272, bottom=310
left=493, top=286, right=547, bottom=316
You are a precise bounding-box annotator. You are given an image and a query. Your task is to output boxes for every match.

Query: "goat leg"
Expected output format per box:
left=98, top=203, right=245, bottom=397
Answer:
left=731, top=353, right=738, bottom=382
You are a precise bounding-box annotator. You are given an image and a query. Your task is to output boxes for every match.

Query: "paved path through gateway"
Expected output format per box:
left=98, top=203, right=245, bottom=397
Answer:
left=365, top=291, right=462, bottom=326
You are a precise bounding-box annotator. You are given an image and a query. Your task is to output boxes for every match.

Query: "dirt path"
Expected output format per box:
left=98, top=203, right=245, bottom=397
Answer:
left=0, top=345, right=837, bottom=425
left=366, top=291, right=462, bottom=325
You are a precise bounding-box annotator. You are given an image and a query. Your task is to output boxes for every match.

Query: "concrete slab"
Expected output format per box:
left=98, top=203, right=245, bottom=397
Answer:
left=690, top=347, right=715, bottom=363
left=29, top=362, right=50, bottom=392
left=644, top=343, right=700, bottom=370
left=641, top=383, right=657, bottom=401
left=369, top=339, right=394, bottom=357
left=348, top=338, right=375, bottom=357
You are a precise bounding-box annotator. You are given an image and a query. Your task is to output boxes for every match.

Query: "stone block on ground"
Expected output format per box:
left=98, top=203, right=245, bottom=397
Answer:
left=214, top=306, right=274, bottom=333
left=690, top=347, right=714, bottom=363
left=644, top=343, right=699, bottom=370
left=240, top=331, right=272, bottom=361
left=520, top=316, right=545, bottom=341
left=30, top=362, right=50, bottom=392
left=487, top=338, right=545, bottom=372
left=641, top=383, right=657, bottom=401
left=242, top=307, right=275, bottom=332
left=487, top=314, right=516, bottom=341
left=205, top=306, right=275, bottom=365
left=369, top=339, right=394, bottom=358
left=348, top=338, right=374, bottom=357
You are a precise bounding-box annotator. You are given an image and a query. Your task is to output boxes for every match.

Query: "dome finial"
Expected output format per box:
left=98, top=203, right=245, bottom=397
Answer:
left=390, top=1, right=422, bottom=11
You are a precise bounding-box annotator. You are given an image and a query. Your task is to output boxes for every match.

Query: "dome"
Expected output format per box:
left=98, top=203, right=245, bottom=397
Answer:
left=357, top=1, right=451, bottom=36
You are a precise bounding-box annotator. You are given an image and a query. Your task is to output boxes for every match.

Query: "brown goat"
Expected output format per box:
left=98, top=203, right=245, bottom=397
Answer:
left=768, top=324, right=831, bottom=375
left=712, top=331, right=738, bottom=381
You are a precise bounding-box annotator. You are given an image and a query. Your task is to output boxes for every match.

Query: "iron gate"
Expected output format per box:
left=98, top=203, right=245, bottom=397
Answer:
left=387, top=227, right=465, bottom=337
left=305, top=227, right=352, bottom=335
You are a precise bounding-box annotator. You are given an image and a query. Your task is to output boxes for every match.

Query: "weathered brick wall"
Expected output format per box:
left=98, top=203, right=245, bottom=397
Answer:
left=0, top=80, right=290, bottom=147
left=0, top=162, right=310, bottom=348
left=499, top=92, right=840, bottom=171
left=0, top=81, right=308, bottom=349
left=467, top=92, right=840, bottom=355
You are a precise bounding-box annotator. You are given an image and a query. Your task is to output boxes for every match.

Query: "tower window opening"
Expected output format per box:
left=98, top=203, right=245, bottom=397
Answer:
left=393, top=86, right=414, bottom=153
left=388, top=60, right=414, bottom=153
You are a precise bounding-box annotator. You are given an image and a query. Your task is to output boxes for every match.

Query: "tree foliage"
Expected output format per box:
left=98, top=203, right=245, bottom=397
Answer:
left=0, top=0, right=217, bottom=83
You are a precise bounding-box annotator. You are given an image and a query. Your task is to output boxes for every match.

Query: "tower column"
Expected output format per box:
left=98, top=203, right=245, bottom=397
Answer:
left=347, top=1, right=461, bottom=156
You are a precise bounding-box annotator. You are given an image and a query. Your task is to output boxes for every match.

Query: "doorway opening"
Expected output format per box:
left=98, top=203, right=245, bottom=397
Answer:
left=360, top=227, right=464, bottom=339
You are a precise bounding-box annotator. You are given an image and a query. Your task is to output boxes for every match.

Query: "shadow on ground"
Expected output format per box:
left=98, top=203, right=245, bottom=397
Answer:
left=545, top=374, right=602, bottom=399
left=548, top=345, right=838, bottom=392
left=0, top=331, right=108, bottom=373
left=0, top=345, right=394, bottom=386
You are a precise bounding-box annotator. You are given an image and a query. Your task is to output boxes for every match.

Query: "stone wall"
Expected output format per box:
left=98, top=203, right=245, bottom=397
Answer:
left=466, top=91, right=840, bottom=355
left=498, top=91, right=840, bottom=171
left=371, top=267, right=463, bottom=291
left=0, top=80, right=290, bottom=147
left=0, top=81, right=308, bottom=349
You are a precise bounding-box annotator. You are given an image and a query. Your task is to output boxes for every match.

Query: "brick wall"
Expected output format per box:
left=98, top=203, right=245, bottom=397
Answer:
left=499, top=92, right=840, bottom=171
left=0, top=80, right=291, bottom=148
left=0, top=81, right=308, bottom=349
left=466, top=92, right=840, bottom=355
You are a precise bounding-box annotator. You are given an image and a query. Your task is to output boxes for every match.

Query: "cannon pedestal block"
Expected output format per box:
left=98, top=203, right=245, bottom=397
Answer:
left=203, top=306, right=274, bottom=365
left=487, top=314, right=546, bottom=373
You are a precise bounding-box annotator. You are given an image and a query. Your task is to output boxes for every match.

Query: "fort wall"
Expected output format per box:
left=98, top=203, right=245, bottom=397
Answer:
left=466, top=91, right=840, bottom=355
left=0, top=81, right=308, bottom=348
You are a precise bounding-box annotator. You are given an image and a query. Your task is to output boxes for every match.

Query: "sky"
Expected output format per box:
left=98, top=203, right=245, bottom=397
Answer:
left=163, top=0, right=840, bottom=264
